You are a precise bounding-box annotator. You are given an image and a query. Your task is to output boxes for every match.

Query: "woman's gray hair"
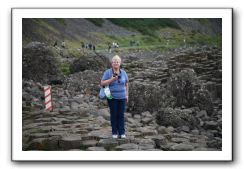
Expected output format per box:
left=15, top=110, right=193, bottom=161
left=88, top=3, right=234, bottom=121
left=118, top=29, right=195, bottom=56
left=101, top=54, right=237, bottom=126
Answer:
left=111, top=55, right=122, bottom=63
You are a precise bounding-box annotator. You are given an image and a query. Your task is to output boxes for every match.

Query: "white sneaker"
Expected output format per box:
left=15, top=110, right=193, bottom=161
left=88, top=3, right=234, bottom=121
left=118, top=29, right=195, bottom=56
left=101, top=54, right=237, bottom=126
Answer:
left=120, top=134, right=126, bottom=139
left=112, top=135, right=118, bottom=139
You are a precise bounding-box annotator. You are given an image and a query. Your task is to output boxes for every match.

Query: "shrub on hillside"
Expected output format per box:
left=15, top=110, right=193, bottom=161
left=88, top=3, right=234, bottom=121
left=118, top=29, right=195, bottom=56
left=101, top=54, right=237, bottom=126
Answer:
left=85, top=18, right=104, bottom=27
left=165, top=68, right=213, bottom=115
left=107, top=18, right=180, bottom=37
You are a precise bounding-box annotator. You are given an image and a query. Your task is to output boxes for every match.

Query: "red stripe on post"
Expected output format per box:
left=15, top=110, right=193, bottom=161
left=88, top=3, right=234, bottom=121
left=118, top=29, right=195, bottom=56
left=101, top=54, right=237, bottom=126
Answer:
left=44, top=85, right=53, bottom=112
left=47, top=106, right=53, bottom=111
left=44, top=86, right=51, bottom=93
left=45, top=99, right=52, bottom=105
left=45, top=93, right=52, bottom=98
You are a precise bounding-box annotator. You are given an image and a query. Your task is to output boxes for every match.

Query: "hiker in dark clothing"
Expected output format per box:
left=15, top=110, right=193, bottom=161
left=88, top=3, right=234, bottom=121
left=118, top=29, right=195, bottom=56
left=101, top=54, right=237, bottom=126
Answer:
left=108, top=43, right=112, bottom=53
left=81, top=42, right=85, bottom=48
left=53, top=40, right=58, bottom=47
left=88, top=43, right=92, bottom=50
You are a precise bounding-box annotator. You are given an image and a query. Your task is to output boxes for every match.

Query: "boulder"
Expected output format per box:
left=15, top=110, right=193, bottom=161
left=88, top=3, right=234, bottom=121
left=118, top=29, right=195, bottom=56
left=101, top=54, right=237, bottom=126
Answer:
left=87, top=147, right=106, bottom=151
left=170, top=143, right=194, bottom=151
left=59, top=134, right=82, bottom=150
left=23, top=42, right=63, bottom=84
left=115, top=143, right=139, bottom=151
left=64, top=70, right=103, bottom=96
left=156, top=107, right=199, bottom=129
left=69, top=53, right=110, bottom=73
left=25, top=136, right=60, bottom=150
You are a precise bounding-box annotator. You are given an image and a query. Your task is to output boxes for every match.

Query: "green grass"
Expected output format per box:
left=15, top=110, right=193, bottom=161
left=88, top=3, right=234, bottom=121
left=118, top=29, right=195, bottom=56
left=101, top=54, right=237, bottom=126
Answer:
left=87, top=32, right=112, bottom=50
left=91, top=32, right=163, bottom=50
left=30, top=19, right=61, bottom=45
left=32, top=19, right=60, bottom=35
left=92, top=28, right=221, bottom=53
left=32, top=18, right=43, bottom=24
left=197, top=18, right=211, bottom=26
left=60, top=61, right=71, bottom=76
left=86, top=18, right=104, bottom=27
left=55, top=18, right=67, bottom=26
left=187, top=32, right=222, bottom=46
left=23, top=38, right=32, bottom=47
left=107, top=18, right=181, bottom=36
left=66, top=40, right=81, bottom=49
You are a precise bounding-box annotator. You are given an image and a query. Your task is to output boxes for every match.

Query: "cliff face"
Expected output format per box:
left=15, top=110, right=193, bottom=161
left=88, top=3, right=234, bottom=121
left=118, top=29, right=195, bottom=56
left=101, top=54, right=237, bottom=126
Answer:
left=23, top=18, right=221, bottom=47
left=173, top=18, right=222, bottom=36
left=22, top=18, right=136, bottom=46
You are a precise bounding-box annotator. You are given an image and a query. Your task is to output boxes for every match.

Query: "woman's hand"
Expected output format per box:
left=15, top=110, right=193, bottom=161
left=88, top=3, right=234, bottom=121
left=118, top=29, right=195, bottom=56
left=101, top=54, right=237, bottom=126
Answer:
left=100, top=75, right=118, bottom=86
left=126, top=96, right=129, bottom=104
left=110, top=75, right=118, bottom=82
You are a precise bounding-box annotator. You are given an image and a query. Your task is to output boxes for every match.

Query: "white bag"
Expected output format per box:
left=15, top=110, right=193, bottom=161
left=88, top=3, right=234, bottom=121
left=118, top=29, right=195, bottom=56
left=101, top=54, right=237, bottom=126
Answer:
left=104, top=86, right=112, bottom=99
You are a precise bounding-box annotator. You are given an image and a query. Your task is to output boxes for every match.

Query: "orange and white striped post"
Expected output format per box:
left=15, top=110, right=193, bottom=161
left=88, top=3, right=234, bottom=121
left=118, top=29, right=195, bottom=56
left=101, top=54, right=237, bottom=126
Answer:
left=44, top=85, right=53, bottom=111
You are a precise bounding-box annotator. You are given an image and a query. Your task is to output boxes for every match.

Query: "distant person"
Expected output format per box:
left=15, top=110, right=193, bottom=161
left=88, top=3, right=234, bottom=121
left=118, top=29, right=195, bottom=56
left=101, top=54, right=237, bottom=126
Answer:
left=81, top=42, right=85, bottom=48
left=112, top=42, right=119, bottom=48
left=100, top=55, right=129, bottom=139
left=130, top=40, right=136, bottom=47
left=166, top=40, right=170, bottom=46
left=183, top=38, right=186, bottom=47
left=88, top=43, right=92, bottom=50
left=108, top=43, right=112, bottom=53
left=53, top=40, right=58, bottom=47
left=61, top=41, right=66, bottom=48
left=93, top=45, right=96, bottom=51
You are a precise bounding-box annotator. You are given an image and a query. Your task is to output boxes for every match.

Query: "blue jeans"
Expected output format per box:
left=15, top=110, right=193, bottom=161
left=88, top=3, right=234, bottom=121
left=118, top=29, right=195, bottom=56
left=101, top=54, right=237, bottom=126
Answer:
left=107, top=98, right=126, bottom=135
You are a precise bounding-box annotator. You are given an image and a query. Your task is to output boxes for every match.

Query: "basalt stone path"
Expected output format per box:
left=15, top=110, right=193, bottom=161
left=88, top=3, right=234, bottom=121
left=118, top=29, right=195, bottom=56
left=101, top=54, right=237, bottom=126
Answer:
left=23, top=84, right=220, bottom=151
left=22, top=46, right=222, bottom=151
left=23, top=109, right=218, bottom=151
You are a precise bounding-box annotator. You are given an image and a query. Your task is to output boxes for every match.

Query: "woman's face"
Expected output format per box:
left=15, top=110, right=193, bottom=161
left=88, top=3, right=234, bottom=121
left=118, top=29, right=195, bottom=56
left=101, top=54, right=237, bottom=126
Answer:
left=112, top=59, right=121, bottom=69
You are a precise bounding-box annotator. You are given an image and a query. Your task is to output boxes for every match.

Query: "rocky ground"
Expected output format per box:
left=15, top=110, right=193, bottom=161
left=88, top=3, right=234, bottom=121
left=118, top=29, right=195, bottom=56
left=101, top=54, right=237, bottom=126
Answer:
left=22, top=84, right=220, bottom=151
left=22, top=44, right=222, bottom=151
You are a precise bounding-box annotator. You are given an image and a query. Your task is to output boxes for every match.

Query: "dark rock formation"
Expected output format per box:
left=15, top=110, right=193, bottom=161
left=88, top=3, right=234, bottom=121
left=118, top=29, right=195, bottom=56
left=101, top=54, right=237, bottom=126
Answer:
left=156, top=107, right=199, bottom=129
left=63, top=70, right=103, bottom=96
left=165, top=68, right=214, bottom=115
left=23, top=41, right=63, bottom=84
left=69, top=53, right=110, bottom=73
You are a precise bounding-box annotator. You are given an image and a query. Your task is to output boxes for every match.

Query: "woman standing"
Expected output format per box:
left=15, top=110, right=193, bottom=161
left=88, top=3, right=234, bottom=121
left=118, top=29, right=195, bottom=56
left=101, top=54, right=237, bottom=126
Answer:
left=100, top=55, right=129, bottom=139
